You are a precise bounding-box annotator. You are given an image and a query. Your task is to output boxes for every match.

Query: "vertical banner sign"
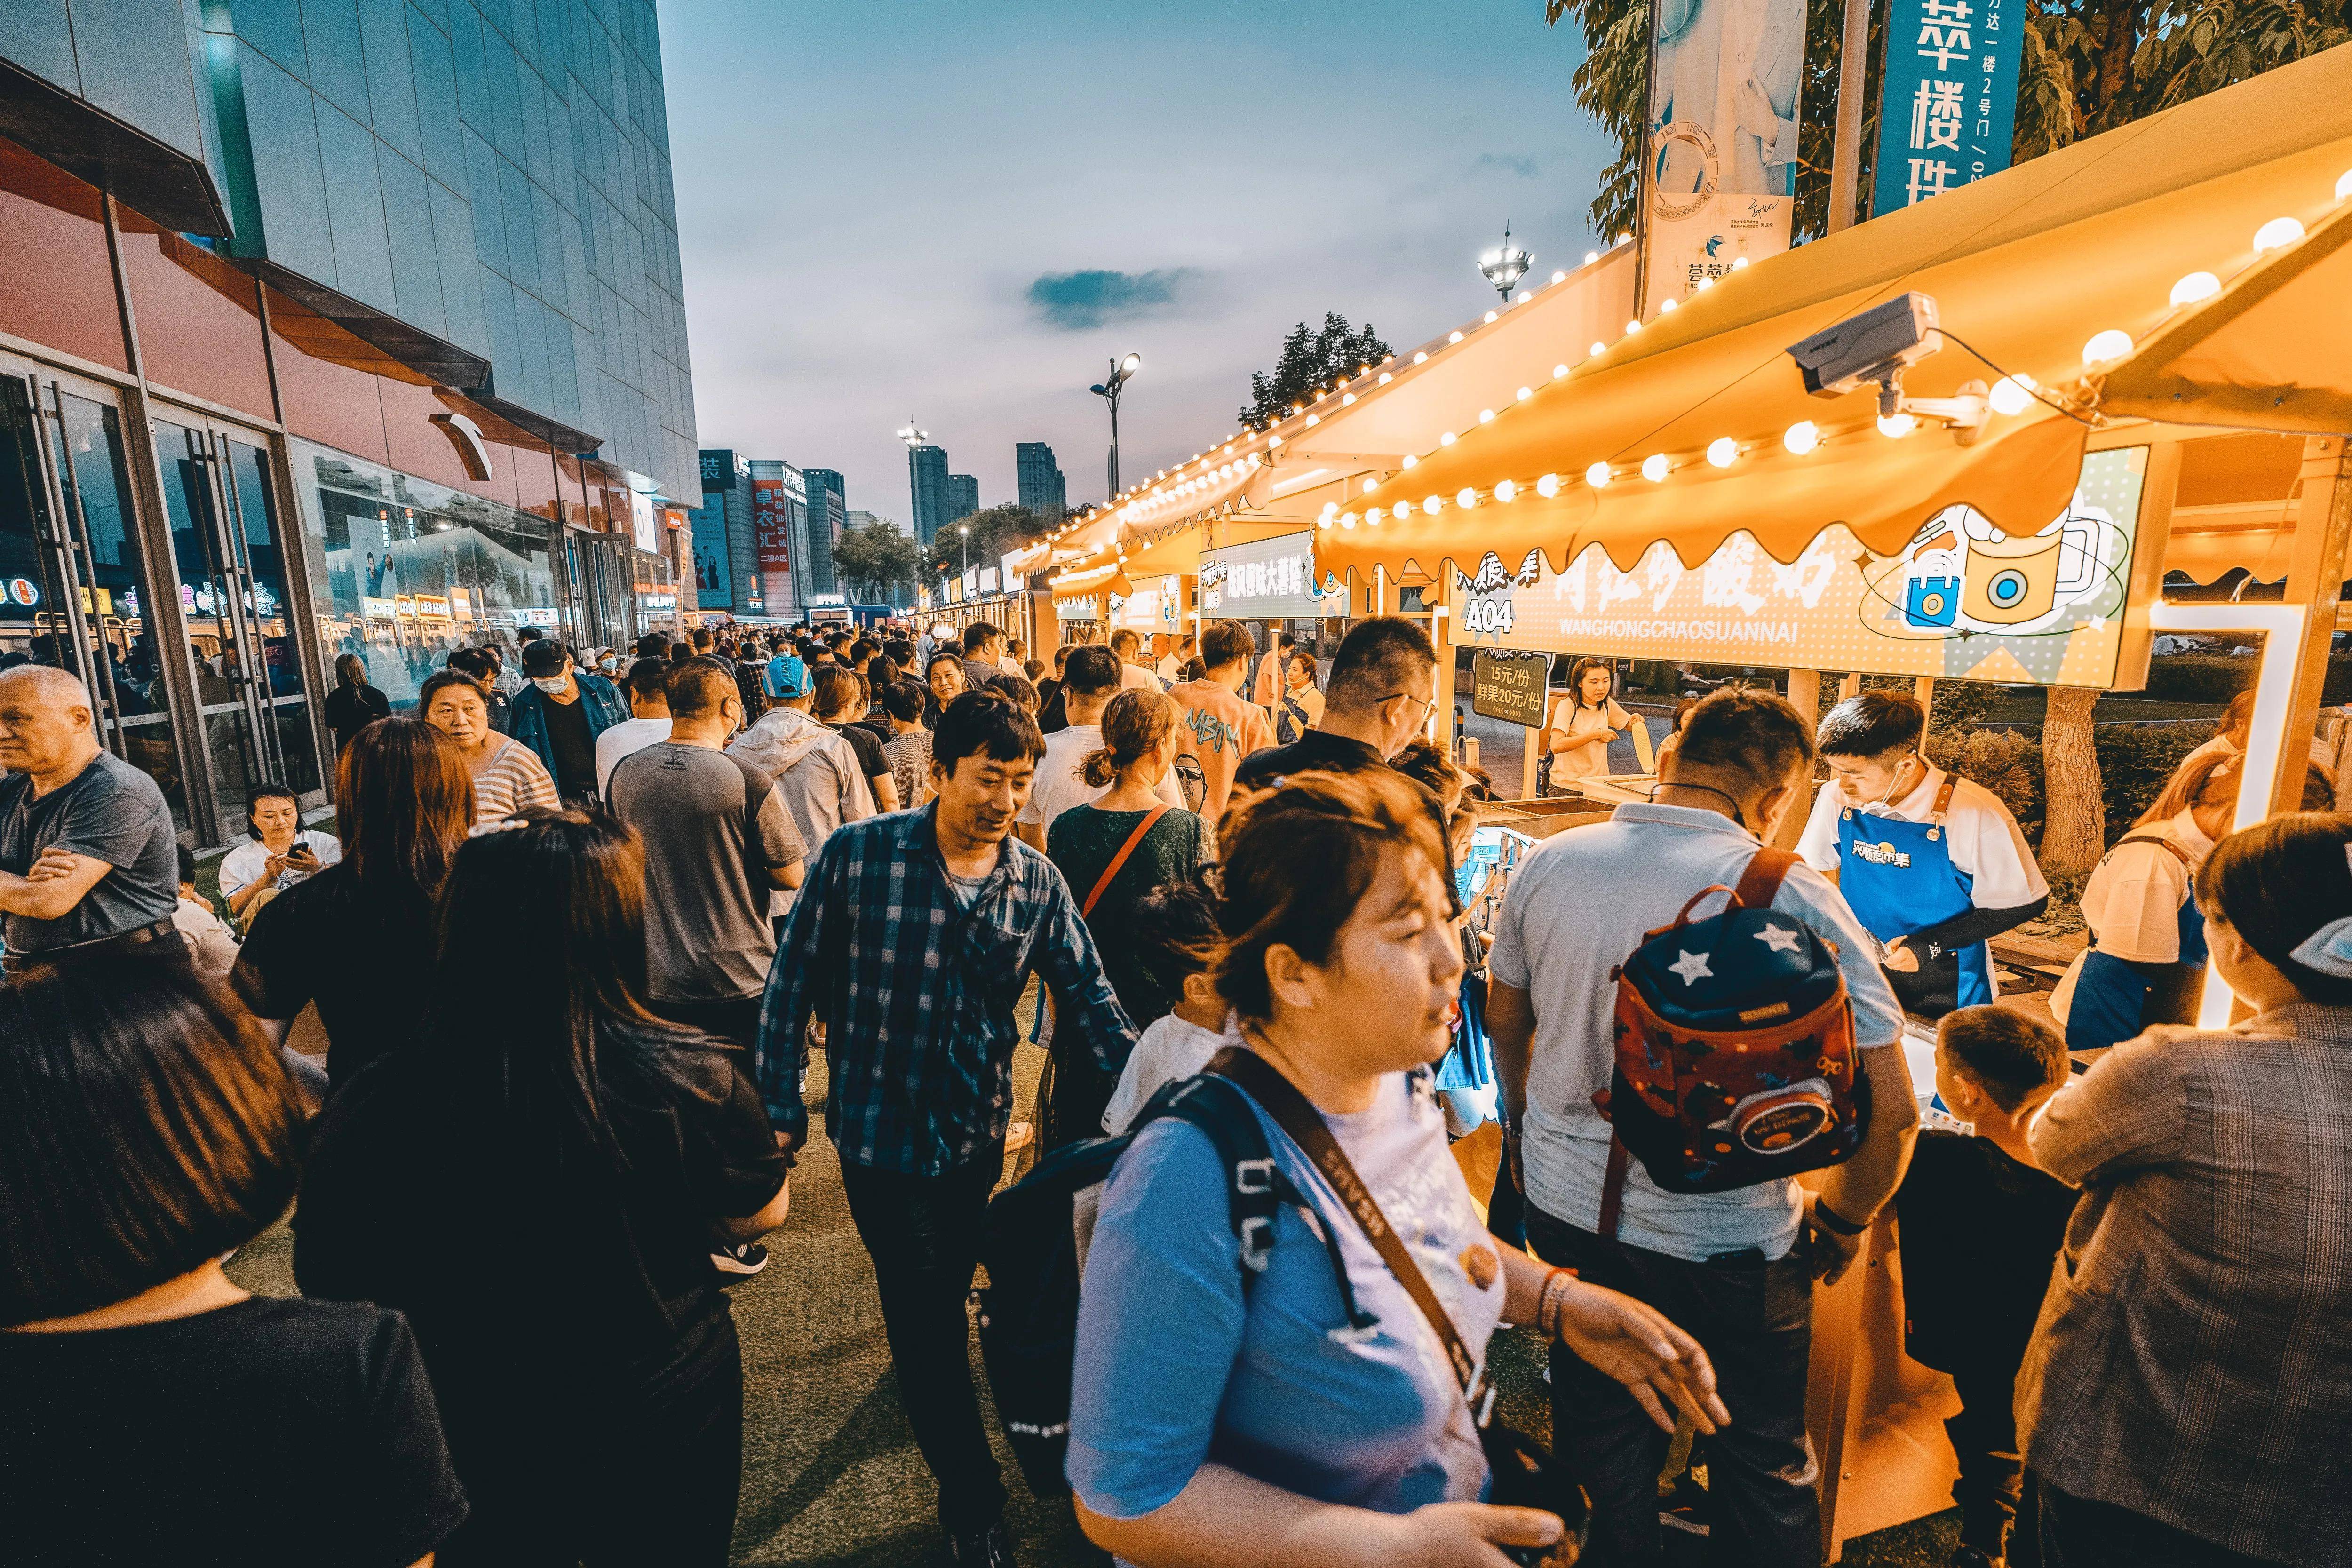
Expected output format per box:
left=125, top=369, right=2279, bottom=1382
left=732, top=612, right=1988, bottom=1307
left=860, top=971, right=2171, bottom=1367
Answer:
left=690, top=501, right=733, bottom=612
left=1640, top=0, right=1810, bottom=309
left=751, top=478, right=793, bottom=612
left=1872, top=0, right=2025, bottom=217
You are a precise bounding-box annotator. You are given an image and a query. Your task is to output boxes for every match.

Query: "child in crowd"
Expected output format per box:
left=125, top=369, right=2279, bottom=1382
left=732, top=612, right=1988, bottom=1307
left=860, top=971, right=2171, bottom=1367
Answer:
left=1893, top=1005, right=2078, bottom=1568
left=1099, top=878, right=1227, bottom=1134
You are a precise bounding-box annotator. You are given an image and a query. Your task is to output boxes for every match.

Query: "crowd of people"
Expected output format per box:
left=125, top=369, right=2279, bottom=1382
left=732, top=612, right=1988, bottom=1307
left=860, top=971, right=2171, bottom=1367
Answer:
left=0, top=612, right=2347, bottom=1568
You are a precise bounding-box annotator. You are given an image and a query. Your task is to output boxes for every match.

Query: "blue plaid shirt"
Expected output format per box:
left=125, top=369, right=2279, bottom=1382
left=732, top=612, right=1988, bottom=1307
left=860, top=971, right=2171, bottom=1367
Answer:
left=755, top=803, right=1138, bottom=1175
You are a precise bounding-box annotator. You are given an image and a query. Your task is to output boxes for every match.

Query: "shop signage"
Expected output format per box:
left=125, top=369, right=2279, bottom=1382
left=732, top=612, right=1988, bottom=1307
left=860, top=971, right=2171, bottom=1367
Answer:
left=1639, top=0, right=1809, bottom=307
left=1448, top=448, right=2151, bottom=688
left=752, top=478, right=793, bottom=576
left=979, top=567, right=1000, bottom=595
left=6, top=577, right=40, bottom=607
left=1872, top=0, right=2025, bottom=217
left=1201, top=532, right=1333, bottom=620
left=1056, top=593, right=1102, bottom=622
left=1000, top=551, right=1028, bottom=589
left=1471, top=649, right=1552, bottom=727
left=1118, top=578, right=1167, bottom=630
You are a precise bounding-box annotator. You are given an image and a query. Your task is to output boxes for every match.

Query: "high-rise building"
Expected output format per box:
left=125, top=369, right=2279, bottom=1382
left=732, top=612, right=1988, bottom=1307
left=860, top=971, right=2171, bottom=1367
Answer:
left=0, top=0, right=697, bottom=845
left=847, top=508, right=903, bottom=537
left=948, top=474, right=980, bottom=522
left=1017, top=442, right=1068, bottom=519
left=908, top=443, right=951, bottom=546
left=688, top=450, right=761, bottom=618
left=748, top=461, right=808, bottom=621
left=802, top=468, right=847, bottom=597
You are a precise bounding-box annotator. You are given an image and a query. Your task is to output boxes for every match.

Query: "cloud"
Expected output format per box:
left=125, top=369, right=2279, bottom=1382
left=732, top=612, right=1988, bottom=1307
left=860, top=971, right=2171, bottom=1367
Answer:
left=1471, top=152, right=1541, bottom=179
left=1025, top=268, right=1198, bottom=330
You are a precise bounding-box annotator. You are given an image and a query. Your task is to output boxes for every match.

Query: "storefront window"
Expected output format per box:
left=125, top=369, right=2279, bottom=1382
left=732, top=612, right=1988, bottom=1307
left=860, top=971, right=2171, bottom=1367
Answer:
left=287, top=441, right=562, bottom=711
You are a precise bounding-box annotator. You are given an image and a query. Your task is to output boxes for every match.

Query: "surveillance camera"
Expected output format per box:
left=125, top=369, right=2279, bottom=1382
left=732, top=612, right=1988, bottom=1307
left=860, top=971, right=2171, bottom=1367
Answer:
left=1788, top=293, right=1942, bottom=410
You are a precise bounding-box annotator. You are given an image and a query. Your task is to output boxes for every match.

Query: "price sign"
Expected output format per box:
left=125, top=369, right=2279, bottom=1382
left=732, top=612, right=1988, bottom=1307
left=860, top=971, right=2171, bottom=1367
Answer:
left=1471, top=648, right=1550, bottom=728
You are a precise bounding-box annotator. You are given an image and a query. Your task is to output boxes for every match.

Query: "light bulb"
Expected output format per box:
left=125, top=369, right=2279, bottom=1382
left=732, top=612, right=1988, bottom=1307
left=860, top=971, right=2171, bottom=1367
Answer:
left=1478, top=409, right=1495, bottom=424
left=1706, top=437, right=1738, bottom=468
left=1614, top=232, right=1630, bottom=246
left=1553, top=363, right=1570, bottom=379
left=1625, top=319, right=1643, bottom=334
left=2253, top=216, right=2305, bottom=252
left=1422, top=495, right=1442, bottom=515
left=1393, top=502, right=1410, bottom=520
left=1268, top=435, right=1284, bottom=448
left=1988, top=376, right=2036, bottom=416
left=1484, top=310, right=1498, bottom=324
left=1784, top=421, right=1820, bottom=455
left=2170, top=271, right=2221, bottom=306
left=1321, top=501, right=1339, bottom=518
left=1494, top=479, right=1517, bottom=502
left=1659, top=296, right=1678, bottom=312
left=1877, top=412, right=1917, bottom=438
left=1456, top=487, right=1478, bottom=509
left=1304, top=414, right=1319, bottom=426
left=1584, top=250, right=1599, bottom=264
left=1517, top=386, right=1534, bottom=401
left=1340, top=511, right=1357, bottom=529
left=1377, top=372, right=1393, bottom=385
left=1732, top=256, right=1749, bottom=270
left=1402, top=454, right=1417, bottom=468
left=1535, top=473, right=1559, bottom=498
left=1449, top=331, right=1464, bottom=344
left=1585, top=462, right=1613, bottom=489
left=1440, top=431, right=1457, bottom=446
left=1589, top=341, right=1607, bottom=358
left=1317, top=515, right=1333, bottom=530
left=1641, top=454, right=1670, bottom=482
left=1550, top=270, right=1566, bottom=283
left=1414, top=351, right=1429, bottom=364
left=2083, top=328, right=2134, bottom=365
left=1362, top=478, right=1380, bottom=493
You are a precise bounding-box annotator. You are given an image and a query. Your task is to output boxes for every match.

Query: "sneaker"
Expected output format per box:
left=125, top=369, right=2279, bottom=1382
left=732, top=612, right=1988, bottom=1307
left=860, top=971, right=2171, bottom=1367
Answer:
left=947, top=1520, right=1017, bottom=1568
left=711, top=1242, right=768, bottom=1277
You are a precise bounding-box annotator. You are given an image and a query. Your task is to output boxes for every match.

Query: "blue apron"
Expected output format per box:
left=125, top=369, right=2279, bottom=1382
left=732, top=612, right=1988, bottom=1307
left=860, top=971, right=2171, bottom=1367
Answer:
left=2065, top=835, right=2208, bottom=1052
left=1835, top=775, right=1993, bottom=1012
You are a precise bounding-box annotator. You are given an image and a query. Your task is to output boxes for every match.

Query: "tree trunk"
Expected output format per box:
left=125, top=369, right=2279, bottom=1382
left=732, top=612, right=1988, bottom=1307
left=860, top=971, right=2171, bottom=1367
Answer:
left=2041, top=686, right=2106, bottom=876
left=2093, top=0, right=2142, bottom=126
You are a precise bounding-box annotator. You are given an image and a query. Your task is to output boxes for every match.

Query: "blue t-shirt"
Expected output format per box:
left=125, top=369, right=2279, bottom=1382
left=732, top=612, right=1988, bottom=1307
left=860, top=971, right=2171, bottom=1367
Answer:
left=1067, top=1068, right=1505, bottom=1522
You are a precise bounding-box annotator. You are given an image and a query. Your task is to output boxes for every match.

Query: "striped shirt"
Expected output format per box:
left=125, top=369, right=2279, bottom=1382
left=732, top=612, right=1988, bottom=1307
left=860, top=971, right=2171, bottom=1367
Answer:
left=755, top=803, right=1136, bottom=1174
left=470, top=737, right=559, bottom=823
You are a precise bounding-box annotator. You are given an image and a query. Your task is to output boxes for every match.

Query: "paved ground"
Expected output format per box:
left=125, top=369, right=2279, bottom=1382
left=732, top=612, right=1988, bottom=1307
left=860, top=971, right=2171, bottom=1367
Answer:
left=228, top=1016, right=1962, bottom=1568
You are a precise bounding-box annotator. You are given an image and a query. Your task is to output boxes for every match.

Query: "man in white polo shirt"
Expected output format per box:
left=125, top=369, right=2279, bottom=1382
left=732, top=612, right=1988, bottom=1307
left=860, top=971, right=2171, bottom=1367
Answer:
left=1487, top=688, right=1917, bottom=1568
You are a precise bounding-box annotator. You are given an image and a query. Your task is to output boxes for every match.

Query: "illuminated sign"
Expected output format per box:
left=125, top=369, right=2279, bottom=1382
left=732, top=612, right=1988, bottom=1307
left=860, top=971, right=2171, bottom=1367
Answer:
left=1118, top=577, right=1169, bottom=630
left=1201, top=532, right=1335, bottom=619
left=978, top=567, right=1000, bottom=595
left=362, top=596, right=396, bottom=619
left=1448, top=448, right=2151, bottom=688
left=752, top=478, right=793, bottom=578
left=5, top=577, right=38, bottom=607
left=1056, top=593, right=1101, bottom=621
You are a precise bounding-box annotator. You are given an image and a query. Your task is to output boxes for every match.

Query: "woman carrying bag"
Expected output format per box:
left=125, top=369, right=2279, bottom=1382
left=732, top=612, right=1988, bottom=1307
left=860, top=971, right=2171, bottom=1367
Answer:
left=1067, top=770, right=1726, bottom=1567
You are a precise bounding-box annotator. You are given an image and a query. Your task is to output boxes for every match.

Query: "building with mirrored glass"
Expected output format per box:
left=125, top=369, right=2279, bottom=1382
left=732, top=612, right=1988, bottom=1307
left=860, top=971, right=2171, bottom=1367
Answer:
left=0, top=0, right=699, bottom=845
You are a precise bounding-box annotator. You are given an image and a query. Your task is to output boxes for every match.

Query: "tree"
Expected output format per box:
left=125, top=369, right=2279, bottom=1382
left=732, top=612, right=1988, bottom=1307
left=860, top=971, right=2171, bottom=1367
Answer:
left=1237, top=314, right=1395, bottom=430
left=2041, top=686, right=2108, bottom=875
left=927, top=503, right=1051, bottom=581
left=832, top=518, right=922, bottom=604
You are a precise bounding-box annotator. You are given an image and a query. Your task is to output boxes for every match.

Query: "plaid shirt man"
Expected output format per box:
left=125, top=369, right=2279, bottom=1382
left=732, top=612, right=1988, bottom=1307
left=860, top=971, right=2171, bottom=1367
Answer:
left=755, top=800, right=1136, bottom=1175
left=2018, top=1002, right=2352, bottom=1567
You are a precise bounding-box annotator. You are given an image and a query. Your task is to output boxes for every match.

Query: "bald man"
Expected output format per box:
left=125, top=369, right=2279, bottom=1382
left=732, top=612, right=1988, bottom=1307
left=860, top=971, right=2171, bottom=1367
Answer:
left=0, top=664, right=182, bottom=973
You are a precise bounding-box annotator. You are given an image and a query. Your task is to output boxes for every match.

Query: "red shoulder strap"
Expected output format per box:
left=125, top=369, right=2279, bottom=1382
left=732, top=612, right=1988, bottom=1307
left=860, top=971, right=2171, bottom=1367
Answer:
left=1733, top=846, right=1798, bottom=912
left=1081, top=805, right=1171, bottom=917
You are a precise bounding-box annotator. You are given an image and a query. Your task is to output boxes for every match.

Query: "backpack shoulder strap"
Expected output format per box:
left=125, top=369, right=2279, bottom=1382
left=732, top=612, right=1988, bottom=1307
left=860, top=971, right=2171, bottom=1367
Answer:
left=1733, top=846, right=1799, bottom=912
left=2114, top=832, right=2195, bottom=869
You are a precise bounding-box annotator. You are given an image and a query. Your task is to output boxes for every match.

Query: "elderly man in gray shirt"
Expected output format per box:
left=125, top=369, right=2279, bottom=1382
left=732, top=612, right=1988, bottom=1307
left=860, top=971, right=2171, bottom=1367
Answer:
left=0, top=664, right=180, bottom=973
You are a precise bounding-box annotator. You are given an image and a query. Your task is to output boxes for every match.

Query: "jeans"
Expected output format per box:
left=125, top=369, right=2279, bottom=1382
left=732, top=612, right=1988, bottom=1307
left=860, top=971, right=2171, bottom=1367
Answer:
left=1526, top=1205, right=1820, bottom=1568
left=2036, top=1481, right=2277, bottom=1568
left=839, top=1145, right=1009, bottom=1534
left=652, top=994, right=764, bottom=1052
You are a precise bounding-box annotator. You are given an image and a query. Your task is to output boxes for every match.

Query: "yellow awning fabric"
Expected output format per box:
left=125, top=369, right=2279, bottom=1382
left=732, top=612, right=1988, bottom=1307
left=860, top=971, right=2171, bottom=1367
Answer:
left=1321, top=45, right=2352, bottom=584
left=1049, top=562, right=1129, bottom=603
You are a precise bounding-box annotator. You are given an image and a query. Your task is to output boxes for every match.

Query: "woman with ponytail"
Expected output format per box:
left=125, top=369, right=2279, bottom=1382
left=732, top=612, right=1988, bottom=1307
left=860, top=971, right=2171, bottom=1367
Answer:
left=1041, top=689, right=1213, bottom=1146
left=294, top=810, right=791, bottom=1567
left=2019, top=811, right=2352, bottom=1568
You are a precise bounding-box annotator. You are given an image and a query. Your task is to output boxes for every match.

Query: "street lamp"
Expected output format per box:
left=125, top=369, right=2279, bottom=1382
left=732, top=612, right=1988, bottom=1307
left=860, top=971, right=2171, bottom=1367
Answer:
left=1479, top=221, right=1533, bottom=302
left=1088, top=352, right=1142, bottom=498
left=957, top=523, right=970, bottom=574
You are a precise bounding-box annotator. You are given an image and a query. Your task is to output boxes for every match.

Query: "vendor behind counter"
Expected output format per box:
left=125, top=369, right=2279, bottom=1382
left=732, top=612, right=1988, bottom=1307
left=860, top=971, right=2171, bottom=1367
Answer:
left=1797, top=692, right=2048, bottom=1019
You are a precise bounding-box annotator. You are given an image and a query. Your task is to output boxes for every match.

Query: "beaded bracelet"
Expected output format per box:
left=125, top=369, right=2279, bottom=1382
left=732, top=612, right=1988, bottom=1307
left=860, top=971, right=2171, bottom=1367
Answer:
left=1536, top=1266, right=1578, bottom=1338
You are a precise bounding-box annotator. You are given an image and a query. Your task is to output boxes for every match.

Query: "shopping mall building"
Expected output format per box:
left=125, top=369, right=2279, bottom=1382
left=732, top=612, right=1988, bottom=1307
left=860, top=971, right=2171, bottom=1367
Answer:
left=0, top=0, right=697, bottom=845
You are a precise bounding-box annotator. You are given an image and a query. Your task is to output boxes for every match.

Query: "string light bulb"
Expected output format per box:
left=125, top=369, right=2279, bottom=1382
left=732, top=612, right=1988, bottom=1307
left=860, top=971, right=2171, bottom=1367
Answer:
left=1393, top=501, right=1411, bottom=520
left=1658, top=296, right=1678, bottom=313
left=1641, top=454, right=1669, bottom=481
left=2253, top=216, right=2305, bottom=252
left=1477, top=410, right=1495, bottom=424
left=1455, top=488, right=1477, bottom=509
left=1378, top=372, right=1393, bottom=385
left=2082, top=329, right=2135, bottom=366
left=1535, top=473, right=1560, bottom=498
left=1422, top=495, right=1443, bottom=515
left=1494, top=479, right=1517, bottom=502
left=1589, top=341, right=1607, bottom=358
left=1550, top=270, right=1567, bottom=283
left=2169, top=271, right=2221, bottom=306
left=1706, top=438, right=1738, bottom=468
left=1402, top=454, right=1417, bottom=468
left=1585, top=462, right=1613, bottom=489
left=1517, top=386, right=1534, bottom=401
left=1876, top=412, right=1917, bottom=438
left=1440, top=431, right=1457, bottom=446
left=1988, top=375, right=2037, bottom=416
left=1584, top=250, right=1600, bottom=264
left=1553, top=363, right=1570, bottom=379
left=1784, top=421, right=1820, bottom=455
left=1414, top=351, right=1429, bottom=364
left=1483, top=310, right=1498, bottom=324
left=1449, top=331, right=1464, bottom=344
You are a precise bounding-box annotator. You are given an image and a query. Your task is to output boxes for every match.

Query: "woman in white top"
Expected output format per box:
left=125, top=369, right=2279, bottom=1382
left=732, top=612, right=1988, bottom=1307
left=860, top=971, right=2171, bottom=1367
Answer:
left=1545, top=658, right=1641, bottom=789
left=219, top=782, right=341, bottom=923
left=418, top=669, right=558, bottom=825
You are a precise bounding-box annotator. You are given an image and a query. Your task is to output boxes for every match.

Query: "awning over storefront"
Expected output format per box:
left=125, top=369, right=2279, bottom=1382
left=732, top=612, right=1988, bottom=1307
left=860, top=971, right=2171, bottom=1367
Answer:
left=1317, top=44, right=2352, bottom=585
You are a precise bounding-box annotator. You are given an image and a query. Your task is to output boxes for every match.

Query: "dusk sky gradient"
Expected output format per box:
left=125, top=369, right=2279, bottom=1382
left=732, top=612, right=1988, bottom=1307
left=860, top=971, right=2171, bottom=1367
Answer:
left=658, top=1, right=1615, bottom=525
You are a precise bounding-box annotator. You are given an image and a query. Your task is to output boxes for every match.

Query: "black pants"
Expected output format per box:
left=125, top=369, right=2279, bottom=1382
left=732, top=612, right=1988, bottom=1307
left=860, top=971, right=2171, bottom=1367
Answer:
left=1947, top=1350, right=2037, bottom=1564
left=840, top=1146, right=1009, bottom=1534
left=652, top=994, right=764, bottom=1051
left=440, top=1314, right=744, bottom=1567
left=1526, top=1206, right=1820, bottom=1568
left=2036, top=1480, right=2277, bottom=1568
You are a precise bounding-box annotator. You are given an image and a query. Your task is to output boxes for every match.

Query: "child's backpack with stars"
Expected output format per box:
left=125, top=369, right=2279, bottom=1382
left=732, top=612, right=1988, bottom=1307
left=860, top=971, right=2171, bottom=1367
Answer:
left=1594, top=848, right=1870, bottom=1197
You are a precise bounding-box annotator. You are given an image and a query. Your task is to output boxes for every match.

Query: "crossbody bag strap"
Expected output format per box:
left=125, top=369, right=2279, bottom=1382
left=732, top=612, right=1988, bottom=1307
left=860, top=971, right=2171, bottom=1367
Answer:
left=1598, top=1137, right=1632, bottom=1241
left=1207, top=1046, right=1486, bottom=1404
left=1081, top=805, right=1171, bottom=917
left=1732, top=845, right=1798, bottom=912
left=2114, top=832, right=2195, bottom=869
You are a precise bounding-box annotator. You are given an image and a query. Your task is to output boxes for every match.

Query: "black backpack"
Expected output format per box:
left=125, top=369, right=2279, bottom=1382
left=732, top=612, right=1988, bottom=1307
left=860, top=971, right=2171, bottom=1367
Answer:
left=973, top=1070, right=1370, bottom=1497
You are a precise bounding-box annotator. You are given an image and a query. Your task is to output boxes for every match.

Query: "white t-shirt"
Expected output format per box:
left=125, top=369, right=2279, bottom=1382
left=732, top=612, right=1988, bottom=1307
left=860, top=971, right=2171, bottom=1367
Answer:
left=1546, top=696, right=1636, bottom=783
left=1489, top=803, right=1906, bottom=1262
left=1102, top=1011, right=1230, bottom=1134
left=1796, top=764, right=2049, bottom=912
left=2076, top=809, right=2211, bottom=963
left=595, top=716, right=673, bottom=796
left=1015, top=723, right=1184, bottom=839
left=218, top=831, right=342, bottom=899
left=1119, top=661, right=1163, bottom=692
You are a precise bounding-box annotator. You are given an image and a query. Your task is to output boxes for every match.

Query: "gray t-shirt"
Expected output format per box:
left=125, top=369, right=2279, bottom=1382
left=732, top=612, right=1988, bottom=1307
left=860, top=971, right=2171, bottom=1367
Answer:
left=607, top=742, right=808, bottom=1003
left=882, top=730, right=933, bottom=810
left=0, top=750, right=179, bottom=955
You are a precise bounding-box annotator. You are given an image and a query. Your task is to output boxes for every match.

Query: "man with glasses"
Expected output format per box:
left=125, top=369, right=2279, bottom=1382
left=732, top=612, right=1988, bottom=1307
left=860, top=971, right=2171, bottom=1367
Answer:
left=1233, top=615, right=1440, bottom=794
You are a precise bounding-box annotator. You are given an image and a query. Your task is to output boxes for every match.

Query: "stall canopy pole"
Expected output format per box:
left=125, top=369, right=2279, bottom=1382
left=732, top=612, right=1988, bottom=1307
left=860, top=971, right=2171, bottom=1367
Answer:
left=2276, top=437, right=2352, bottom=814
left=1780, top=669, right=1823, bottom=851
left=1826, top=0, right=1874, bottom=233
left=1914, top=676, right=1936, bottom=727
left=1431, top=605, right=1458, bottom=752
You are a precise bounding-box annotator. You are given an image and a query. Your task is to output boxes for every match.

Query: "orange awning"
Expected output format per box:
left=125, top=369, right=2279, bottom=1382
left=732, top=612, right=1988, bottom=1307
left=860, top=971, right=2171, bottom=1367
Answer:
left=1319, top=45, right=2352, bottom=585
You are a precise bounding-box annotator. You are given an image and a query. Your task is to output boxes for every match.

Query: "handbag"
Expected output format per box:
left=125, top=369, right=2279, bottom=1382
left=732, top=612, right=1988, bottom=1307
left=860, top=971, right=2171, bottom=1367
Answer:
left=1208, top=1047, right=1587, bottom=1564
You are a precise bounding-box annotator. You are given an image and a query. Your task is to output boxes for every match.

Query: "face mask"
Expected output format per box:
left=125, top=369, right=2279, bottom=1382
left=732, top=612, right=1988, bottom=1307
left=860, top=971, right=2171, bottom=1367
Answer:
left=597, top=657, right=617, bottom=672
left=532, top=675, right=568, bottom=694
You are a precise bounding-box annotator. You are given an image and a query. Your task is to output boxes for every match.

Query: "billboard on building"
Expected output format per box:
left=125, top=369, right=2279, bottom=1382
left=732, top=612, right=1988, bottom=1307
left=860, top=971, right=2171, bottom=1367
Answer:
left=1872, top=0, right=2026, bottom=217
left=752, top=477, right=792, bottom=580
left=691, top=498, right=733, bottom=611
left=1639, top=0, right=1808, bottom=309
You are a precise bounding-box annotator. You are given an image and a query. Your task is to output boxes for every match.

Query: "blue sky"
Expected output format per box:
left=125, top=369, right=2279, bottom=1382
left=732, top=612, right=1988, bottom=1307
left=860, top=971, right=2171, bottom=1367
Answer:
left=659, top=0, right=1616, bottom=525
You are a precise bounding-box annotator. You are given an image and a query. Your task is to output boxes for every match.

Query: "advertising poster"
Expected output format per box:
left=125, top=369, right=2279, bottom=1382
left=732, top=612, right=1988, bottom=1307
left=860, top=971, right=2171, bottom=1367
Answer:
left=1200, top=531, right=1344, bottom=620
left=1873, top=0, right=2026, bottom=216
left=690, top=498, right=733, bottom=611
left=1640, top=0, right=1809, bottom=306
left=1449, top=449, right=2149, bottom=689
left=752, top=478, right=792, bottom=578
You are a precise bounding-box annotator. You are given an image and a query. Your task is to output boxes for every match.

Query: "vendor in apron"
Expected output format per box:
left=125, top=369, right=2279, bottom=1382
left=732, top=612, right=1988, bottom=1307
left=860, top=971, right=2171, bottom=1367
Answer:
left=1798, top=691, right=2049, bottom=1018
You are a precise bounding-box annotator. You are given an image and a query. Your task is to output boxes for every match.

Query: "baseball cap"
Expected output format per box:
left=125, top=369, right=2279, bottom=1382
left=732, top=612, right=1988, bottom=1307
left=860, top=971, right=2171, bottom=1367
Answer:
left=766, top=652, right=809, bottom=697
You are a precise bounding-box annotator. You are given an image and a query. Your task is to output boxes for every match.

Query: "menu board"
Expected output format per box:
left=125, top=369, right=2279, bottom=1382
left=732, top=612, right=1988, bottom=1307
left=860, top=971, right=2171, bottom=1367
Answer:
left=1470, top=648, right=1550, bottom=727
